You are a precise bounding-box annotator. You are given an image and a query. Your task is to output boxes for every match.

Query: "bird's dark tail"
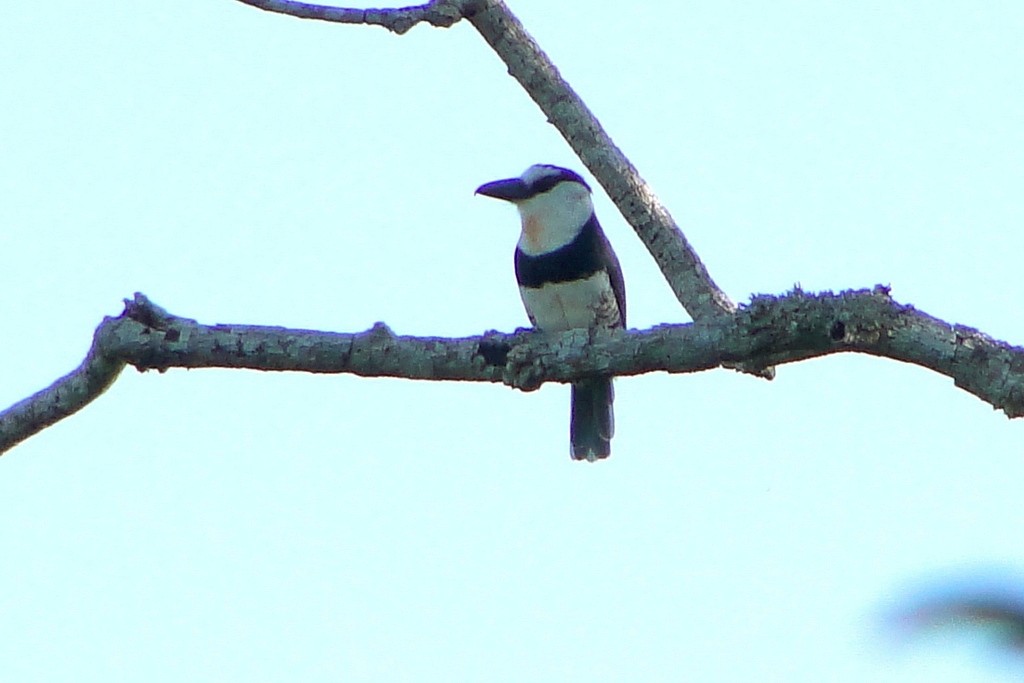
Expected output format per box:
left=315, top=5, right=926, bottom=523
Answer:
left=570, top=378, right=614, bottom=461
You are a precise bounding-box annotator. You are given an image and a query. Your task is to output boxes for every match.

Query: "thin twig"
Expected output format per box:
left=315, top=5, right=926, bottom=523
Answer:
left=233, top=0, right=465, bottom=34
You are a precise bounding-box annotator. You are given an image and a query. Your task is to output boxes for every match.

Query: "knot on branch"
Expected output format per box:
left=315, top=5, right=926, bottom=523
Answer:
left=123, top=292, right=174, bottom=331
left=118, top=293, right=199, bottom=372
left=367, top=321, right=395, bottom=340
left=418, top=0, right=468, bottom=29
left=475, top=333, right=511, bottom=367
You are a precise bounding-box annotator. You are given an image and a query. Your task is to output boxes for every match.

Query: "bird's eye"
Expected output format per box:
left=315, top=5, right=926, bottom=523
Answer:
left=530, top=175, right=563, bottom=195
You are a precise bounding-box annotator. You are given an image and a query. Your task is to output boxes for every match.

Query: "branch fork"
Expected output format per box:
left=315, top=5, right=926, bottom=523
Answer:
left=2, top=0, right=1019, bottom=454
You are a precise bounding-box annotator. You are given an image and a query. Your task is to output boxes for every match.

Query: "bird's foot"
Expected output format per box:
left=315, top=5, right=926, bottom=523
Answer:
left=503, top=338, right=547, bottom=392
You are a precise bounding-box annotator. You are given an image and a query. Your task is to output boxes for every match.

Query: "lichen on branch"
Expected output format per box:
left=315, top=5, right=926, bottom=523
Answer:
left=3, top=288, right=1023, bottom=455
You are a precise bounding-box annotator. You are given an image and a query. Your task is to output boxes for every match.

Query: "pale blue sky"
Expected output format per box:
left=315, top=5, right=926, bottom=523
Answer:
left=3, top=2, right=1024, bottom=681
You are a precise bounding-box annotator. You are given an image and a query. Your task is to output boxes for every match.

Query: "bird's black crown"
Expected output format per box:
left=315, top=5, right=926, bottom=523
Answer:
left=523, top=165, right=591, bottom=196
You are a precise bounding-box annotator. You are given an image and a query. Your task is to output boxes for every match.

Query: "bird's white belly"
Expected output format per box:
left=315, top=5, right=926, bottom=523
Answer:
left=520, top=271, right=617, bottom=331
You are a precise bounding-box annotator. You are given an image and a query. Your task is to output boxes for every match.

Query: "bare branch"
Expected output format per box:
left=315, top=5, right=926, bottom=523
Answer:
left=232, top=0, right=765, bottom=376
left=233, top=0, right=466, bottom=34
left=232, top=0, right=733, bottom=324
left=462, top=0, right=734, bottom=322
left=4, top=288, right=1023, bottom=455
left=0, top=330, right=126, bottom=456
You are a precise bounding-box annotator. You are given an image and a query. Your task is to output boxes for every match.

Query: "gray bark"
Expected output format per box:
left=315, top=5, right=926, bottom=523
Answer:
left=3, top=0, right=1019, bottom=454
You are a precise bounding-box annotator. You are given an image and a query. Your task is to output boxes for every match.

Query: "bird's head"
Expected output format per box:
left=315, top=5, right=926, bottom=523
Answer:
left=476, top=165, right=594, bottom=255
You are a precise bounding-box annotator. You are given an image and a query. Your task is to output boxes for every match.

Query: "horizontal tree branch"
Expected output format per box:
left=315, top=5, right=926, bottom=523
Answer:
left=233, top=0, right=465, bottom=34
left=4, top=288, right=1023, bottom=455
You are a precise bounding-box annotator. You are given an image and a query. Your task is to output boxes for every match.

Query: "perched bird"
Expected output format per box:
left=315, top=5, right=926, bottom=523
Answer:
left=476, top=164, right=626, bottom=461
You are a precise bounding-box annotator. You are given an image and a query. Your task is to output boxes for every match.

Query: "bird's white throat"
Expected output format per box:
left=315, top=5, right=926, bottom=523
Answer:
left=515, top=181, right=594, bottom=256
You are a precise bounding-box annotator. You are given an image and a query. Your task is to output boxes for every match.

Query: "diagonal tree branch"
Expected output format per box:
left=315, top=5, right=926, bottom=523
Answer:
left=231, top=0, right=733, bottom=324
left=463, top=0, right=734, bottom=322
left=4, top=288, right=1023, bottom=455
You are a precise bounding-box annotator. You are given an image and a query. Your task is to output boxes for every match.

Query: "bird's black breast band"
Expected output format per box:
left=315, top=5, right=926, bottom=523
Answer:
left=514, top=216, right=606, bottom=288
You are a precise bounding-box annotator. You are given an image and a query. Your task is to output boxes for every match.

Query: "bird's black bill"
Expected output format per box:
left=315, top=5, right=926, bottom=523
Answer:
left=475, top=177, right=532, bottom=202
